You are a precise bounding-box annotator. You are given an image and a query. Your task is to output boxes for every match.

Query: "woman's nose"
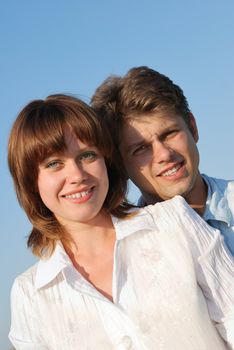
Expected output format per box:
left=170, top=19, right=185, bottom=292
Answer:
left=66, top=161, right=88, bottom=184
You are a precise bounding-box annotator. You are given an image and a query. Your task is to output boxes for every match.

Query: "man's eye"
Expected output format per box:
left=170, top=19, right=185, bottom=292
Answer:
left=164, top=129, right=179, bottom=139
left=132, top=145, right=149, bottom=156
left=79, top=151, right=97, bottom=162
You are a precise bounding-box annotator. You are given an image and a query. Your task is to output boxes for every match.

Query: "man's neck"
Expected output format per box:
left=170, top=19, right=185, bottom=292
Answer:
left=184, top=175, right=208, bottom=216
left=140, top=175, right=208, bottom=216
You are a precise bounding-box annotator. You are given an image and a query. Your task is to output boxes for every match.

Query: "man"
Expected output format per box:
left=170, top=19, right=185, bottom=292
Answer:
left=91, top=66, right=234, bottom=255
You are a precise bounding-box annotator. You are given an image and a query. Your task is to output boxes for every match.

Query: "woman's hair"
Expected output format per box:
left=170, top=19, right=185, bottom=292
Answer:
left=8, top=94, right=132, bottom=257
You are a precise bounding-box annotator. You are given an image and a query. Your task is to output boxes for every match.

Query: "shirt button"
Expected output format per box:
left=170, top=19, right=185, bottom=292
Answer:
left=118, top=336, right=133, bottom=349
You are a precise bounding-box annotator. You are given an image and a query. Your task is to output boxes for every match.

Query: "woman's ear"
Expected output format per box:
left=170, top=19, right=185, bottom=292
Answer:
left=188, top=112, right=199, bottom=142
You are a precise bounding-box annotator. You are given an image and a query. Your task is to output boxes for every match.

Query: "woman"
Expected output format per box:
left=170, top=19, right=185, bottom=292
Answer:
left=8, top=94, right=233, bottom=349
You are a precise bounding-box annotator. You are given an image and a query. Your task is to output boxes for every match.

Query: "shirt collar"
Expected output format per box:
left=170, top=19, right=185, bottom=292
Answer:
left=35, top=209, right=155, bottom=289
left=202, top=174, right=232, bottom=225
left=137, top=195, right=147, bottom=208
left=111, top=208, right=156, bottom=240
left=35, top=242, right=72, bottom=289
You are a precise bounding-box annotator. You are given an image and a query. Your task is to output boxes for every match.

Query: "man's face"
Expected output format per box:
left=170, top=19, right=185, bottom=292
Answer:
left=119, top=111, right=201, bottom=204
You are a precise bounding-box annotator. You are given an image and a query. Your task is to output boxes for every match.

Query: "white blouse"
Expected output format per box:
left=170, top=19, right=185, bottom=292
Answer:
left=9, top=196, right=234, bottom=349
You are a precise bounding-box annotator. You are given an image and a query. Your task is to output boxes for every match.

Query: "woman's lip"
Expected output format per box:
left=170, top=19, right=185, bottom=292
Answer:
left=61, top=186, right=94, bottom=198
left=63, top=187, right=94, bottom=204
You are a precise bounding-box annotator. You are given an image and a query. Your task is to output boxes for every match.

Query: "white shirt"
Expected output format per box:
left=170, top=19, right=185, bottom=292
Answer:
left=9, top=196, right=234, bottom=349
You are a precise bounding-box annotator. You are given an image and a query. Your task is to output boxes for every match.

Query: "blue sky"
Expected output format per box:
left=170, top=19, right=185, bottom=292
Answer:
left=1, top=1, right=234, bottom=348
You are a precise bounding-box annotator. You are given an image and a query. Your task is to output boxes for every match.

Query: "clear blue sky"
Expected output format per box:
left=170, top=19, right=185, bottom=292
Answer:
left=1, top=1, right=233, bottom=348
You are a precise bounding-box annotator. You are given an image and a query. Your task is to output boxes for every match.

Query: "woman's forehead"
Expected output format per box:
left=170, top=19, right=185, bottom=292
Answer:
left=63, top=128, right=93, bottom=150
left=37, top=129, right=96, bottom=159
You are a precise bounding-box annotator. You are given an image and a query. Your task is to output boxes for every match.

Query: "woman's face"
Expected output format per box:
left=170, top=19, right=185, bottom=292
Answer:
left=37, top=128, right=109, bottom=228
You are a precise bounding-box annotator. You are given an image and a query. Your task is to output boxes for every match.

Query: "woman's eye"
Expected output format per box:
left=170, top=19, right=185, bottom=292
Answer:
left=79, top=151, right=97, bottom=162
left=46, top=160, right=61, bottom=169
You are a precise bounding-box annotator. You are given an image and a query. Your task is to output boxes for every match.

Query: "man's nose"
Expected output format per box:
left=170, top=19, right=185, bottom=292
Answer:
left=152, top=141, right=173, bottom=164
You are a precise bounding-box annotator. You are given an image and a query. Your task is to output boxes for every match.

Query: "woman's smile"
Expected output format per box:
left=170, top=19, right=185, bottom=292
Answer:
left=38, top=129, right=109, bottom=226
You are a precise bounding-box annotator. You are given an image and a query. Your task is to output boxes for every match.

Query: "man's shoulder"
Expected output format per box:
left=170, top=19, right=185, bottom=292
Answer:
left=202, top=174, right=234, bottom=223
left=202, top=173, right=234, bottom=193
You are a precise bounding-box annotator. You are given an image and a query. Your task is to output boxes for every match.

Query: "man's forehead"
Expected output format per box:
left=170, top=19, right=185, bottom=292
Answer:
left=123, top=112, right=181, bottom=134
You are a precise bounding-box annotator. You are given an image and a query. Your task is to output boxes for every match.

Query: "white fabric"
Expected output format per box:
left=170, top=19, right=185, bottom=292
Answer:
left=9, top=196, right=234, bottom=349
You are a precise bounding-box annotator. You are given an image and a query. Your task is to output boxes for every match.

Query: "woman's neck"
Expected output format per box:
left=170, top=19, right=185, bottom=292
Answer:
left=61, top=211, right=115, bottom=258
left=62, top=212, right=116, bottom=302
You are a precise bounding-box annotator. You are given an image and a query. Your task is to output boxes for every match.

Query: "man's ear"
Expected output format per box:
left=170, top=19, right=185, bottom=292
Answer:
left=188, top=112, right=199, bottom=142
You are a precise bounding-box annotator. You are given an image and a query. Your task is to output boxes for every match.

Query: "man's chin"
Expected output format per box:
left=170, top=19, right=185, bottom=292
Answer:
left=160, top=187, right=192, bottom=201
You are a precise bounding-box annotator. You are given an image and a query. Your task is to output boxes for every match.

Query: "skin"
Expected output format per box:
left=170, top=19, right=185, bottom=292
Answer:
left=37, top=128, right=109, bottom=228
left=119, top=111, right=207, bottom=212
left=37, top=128, right=115, bottom=300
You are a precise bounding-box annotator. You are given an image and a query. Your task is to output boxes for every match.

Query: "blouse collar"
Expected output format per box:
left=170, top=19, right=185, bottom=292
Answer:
left=35, top=208, right=155, bottom=290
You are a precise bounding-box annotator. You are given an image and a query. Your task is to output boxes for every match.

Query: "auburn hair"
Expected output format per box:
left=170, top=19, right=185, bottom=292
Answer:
left=8, top=94, right=132, bottom=257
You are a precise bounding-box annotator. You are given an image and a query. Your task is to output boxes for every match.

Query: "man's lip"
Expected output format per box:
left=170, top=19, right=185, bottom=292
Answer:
left=157, top=161, right=184, bottom=176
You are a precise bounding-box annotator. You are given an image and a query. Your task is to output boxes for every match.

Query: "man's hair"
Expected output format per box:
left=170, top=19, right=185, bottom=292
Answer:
left=8, top=94, right=131, bottom=257
left=91, top=66, right=191, bottom=148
